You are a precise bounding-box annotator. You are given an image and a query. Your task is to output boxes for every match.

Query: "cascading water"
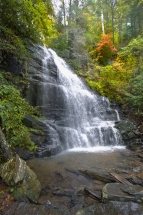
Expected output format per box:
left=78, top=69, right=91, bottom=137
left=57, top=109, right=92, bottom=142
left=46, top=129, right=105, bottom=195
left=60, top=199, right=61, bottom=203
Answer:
left=27, top=45, right=123, bottom=152
left=27, top=46, right=122, bottom=156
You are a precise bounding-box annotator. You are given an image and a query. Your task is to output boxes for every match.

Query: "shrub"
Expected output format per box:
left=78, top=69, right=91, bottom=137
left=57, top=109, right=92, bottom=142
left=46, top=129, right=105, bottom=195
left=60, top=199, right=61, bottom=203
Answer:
left=94, top=34, right=117, bottom=65
left=0, top=76, right=38, bottom=150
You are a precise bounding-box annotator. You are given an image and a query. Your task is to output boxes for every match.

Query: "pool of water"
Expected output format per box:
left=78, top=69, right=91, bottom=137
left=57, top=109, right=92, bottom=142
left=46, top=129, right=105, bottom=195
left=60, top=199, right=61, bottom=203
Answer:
left=27, top=147, right=139, bottom=214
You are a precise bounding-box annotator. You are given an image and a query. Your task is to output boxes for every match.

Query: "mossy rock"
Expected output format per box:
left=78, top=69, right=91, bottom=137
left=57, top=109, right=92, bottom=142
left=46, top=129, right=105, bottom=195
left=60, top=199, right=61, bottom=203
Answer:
left=0, top=154, right=41, bottom=203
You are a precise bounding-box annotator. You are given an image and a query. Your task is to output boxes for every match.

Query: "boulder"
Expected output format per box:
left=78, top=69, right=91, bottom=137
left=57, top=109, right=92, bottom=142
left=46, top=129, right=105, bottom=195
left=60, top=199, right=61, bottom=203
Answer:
left=0, top=154, right=41, bottom=203
left=102, top=183, right=143, bottom=203
left=76, top=201, right=143, bottom=215
left=13, top=165, right=41, bottom=203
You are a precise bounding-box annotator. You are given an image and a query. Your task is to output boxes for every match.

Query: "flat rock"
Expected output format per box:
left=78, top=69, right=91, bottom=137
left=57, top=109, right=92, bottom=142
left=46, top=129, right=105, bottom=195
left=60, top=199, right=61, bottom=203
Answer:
left=76, top=201, right=143, bottom=215
left=78, top=170, right=115, bottom=183
left=102, top=183, right=143, bottom=203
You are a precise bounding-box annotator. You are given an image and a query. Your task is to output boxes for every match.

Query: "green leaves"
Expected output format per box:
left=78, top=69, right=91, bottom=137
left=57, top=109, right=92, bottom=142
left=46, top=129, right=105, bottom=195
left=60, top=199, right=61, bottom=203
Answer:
left=0, top=0, right=57, bottom=62
left=124, top=68, right=143, bottom=113
left=0, top=77, right=38, bottom=150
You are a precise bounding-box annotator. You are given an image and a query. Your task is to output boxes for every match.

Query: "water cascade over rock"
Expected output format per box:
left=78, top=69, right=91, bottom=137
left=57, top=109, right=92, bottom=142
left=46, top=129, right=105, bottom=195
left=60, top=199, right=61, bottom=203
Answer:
left=26, top=45, right=123, bottom=154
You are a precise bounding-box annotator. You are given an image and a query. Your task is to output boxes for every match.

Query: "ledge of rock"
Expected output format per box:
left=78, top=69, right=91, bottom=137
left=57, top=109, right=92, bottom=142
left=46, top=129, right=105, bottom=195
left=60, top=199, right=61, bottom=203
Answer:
left=102, top=183, right=143, bottom=203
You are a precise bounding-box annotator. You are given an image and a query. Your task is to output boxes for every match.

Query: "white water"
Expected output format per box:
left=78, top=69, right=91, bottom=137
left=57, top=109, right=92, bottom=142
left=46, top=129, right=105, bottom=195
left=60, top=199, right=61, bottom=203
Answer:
left=38, top=46, right=123, bottom=150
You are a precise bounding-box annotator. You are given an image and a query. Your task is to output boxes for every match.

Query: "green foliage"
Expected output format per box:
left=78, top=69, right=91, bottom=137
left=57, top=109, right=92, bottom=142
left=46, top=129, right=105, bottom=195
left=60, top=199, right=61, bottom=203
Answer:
left=0, top=0, right=57, bottom=62
left=119, top=36, right=143, bottom=67
left=84, top=61, right=132, bottom=103
left=83, top=35, right=143, bottom=113
left=124, top=68, right=143, bottom=113
left=0, top=74, right=37, bottom=150
left=0, top=25, right=28, bottom=63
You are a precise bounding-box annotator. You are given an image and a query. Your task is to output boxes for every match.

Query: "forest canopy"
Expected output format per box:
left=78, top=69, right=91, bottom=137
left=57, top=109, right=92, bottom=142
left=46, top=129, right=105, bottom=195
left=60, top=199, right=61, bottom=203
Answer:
left=51, top=0, right=143, bottom=113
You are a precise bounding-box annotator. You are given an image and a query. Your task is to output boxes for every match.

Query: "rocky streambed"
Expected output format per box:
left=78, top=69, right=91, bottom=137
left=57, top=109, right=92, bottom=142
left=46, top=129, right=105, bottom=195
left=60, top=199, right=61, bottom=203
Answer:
left=1, top=146, right=143, bottom=215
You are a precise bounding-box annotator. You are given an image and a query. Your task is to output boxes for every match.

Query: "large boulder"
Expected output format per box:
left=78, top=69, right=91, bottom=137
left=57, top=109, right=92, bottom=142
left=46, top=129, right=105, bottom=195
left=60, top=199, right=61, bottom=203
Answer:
left=102, top=183, right=143, bottom=203
left=0, top=154, right=41, bottom=203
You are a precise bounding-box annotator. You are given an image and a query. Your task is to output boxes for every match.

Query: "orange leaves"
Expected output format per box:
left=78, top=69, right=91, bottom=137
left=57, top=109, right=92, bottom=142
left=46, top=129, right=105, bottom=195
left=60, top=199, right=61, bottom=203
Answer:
left=96, top=34, right=116, bottom=51
left=95, top=33, right=117, bottom=65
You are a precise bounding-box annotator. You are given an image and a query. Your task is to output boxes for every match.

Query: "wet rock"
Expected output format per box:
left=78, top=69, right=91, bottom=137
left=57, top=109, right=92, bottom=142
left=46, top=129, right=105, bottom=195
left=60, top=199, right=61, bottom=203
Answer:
left=35, top=145, right=62, bottom=157
left=4, top=201, right=70, bottom=215
left=102, top=183, right=143, bottom=203
left=23, top=115, right=47, bottom=131
left=14, top=147, right=33, bottom=160
left=78, top=170, right=116, bottom=183
left=76, top=201, right=143, bottom=215
left=52, top=188, right=74, bottom=197
left=115, top=120, right=142, bottom=149
left=0, top=154, right=41, bottom=203
left=128, top=177, right=143, bottom=186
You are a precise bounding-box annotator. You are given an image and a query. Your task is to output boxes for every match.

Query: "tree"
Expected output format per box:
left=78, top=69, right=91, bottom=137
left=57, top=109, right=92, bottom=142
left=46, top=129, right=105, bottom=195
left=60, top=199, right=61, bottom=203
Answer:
left=94, top=33, right=117, bottom=65
left=0, top=0, right=57, bottom=62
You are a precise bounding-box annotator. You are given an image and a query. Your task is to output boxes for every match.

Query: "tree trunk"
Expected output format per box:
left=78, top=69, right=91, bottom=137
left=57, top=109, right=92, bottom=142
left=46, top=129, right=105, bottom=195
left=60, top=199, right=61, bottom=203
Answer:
left=101, top=9, right=105, bottom=34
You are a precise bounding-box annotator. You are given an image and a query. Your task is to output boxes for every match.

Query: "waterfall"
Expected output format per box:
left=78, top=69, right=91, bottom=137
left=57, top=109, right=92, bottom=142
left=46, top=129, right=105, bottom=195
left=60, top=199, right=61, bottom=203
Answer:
left=28, top=45, right=123, bottom=151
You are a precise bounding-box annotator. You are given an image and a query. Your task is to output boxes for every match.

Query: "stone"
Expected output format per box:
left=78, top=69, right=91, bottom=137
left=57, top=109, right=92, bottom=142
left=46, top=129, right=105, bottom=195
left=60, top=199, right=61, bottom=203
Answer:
left=0, top=155, right=26, bottom=185
left=115, top=120, right=141, bottom=149
left=13, top=154, right=27, bottom=184
left=23, top=115, right=47, bottom=131
left=0, top=155, right=41, bottom=203
left=14, top=147, right=33, bottom=160
left=0, top=157, right=16, bottom=186
left=102, top=183, right=143, bottom=203
left=13, top=165, right=41, bottom=203
left=3, top=202, right=70, bottom=215
left=35, top=145, right=62, bottom=157
left=76, top=201, right=143, bottom=215
left=78, top=170, right=116, bottom=183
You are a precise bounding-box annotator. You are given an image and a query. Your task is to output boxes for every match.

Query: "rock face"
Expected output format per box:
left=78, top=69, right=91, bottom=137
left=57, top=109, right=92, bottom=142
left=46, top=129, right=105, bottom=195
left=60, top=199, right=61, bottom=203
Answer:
left=25, top=44, right=124, bottom=154
left=0, top=154, right=41, bottom=203
left=0, top=127, right=12, bottom=161
left=115, top=120, right=142, bottom=150
left=76, top=201, right=143, bottom=215
left=102, top=183, right=143, bottom=203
